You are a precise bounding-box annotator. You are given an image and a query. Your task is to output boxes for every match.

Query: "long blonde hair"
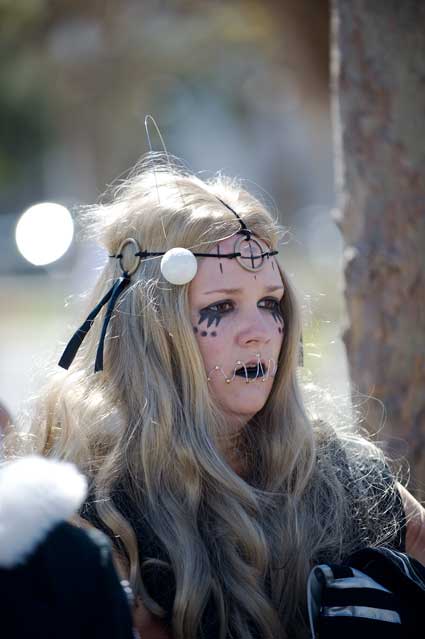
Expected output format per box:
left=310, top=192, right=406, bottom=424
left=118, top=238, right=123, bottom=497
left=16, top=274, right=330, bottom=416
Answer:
left=7, top=159, right=402, bottom=639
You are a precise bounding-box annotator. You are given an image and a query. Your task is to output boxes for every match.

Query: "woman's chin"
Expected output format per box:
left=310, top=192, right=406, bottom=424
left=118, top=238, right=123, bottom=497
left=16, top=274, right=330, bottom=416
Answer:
left=210, top=377, right=272, bottom=426
left=221, top=397, right=268, bottom=426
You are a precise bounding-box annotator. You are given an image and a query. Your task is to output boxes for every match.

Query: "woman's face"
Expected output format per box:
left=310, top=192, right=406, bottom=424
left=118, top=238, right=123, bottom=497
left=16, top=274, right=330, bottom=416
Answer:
left=189, top=236, right=284, bottom=429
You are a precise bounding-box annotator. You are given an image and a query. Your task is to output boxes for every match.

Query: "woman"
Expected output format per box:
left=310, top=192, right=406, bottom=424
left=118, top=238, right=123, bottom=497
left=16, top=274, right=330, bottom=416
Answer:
left=10, top=159, right=425, bottom=638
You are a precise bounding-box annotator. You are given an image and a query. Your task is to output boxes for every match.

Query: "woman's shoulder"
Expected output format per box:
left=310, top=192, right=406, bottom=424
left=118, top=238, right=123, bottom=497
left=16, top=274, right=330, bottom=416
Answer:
left=313, top=421, right=406, bottom=551
left=313, top=420, right=394, bottom=476
left=312, top=419, right=400, bottom=498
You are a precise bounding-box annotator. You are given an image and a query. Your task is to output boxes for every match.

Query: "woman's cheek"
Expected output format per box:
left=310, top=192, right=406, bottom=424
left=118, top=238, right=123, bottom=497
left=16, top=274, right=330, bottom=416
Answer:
left=193, top=323, right=230, bottom=367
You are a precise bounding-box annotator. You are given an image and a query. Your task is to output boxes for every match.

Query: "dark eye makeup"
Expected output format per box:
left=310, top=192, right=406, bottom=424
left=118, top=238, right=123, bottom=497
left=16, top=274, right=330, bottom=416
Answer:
left=197, top=300, right=235, bottom=328
left=258, top=298, right=281, bottom=312
left=202, top=297, right=282, bottom=316
left=205, top=300, right=234, bottom=314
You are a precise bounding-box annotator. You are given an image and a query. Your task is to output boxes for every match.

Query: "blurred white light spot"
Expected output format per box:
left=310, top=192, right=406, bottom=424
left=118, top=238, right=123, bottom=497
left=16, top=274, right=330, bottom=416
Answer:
left=15, top=202, right=74, bottom=266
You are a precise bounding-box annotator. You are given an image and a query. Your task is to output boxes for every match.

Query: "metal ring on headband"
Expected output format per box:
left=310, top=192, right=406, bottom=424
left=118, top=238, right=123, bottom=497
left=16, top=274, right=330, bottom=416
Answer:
left=233, top=235, right=267, bottom=272
left=117, top=238, right=142, bottom=276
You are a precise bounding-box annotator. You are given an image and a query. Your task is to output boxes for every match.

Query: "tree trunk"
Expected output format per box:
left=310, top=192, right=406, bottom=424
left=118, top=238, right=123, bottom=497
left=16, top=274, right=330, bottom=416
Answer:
left=331, top=1, right=425, bottom=492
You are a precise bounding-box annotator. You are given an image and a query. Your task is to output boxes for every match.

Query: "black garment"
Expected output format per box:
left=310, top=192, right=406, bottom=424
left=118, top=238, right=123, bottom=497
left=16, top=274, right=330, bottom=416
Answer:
left=309, top=547, right=425, bottom=638
left=82, top=491, right=176, bottom=626
left=315, top=434, right=406, bottom=558
left=82, top=438, right=406, bottom=639
left=0, top=522, right=134, bottom=639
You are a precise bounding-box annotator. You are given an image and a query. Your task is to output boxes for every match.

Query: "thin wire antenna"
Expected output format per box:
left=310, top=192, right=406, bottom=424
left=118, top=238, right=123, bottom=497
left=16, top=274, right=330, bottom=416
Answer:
left=144, top=115, right=164, bottom=208
left=145, top=114, right=169, bottom=158
left=144, top=115, right=186, bottom=209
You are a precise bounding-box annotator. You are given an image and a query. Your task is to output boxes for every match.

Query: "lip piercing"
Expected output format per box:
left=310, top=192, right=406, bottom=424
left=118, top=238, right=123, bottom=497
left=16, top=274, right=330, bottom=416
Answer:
left=207, top=365, right=221, bottom=382
left=206, top=355, right=277, bottom=384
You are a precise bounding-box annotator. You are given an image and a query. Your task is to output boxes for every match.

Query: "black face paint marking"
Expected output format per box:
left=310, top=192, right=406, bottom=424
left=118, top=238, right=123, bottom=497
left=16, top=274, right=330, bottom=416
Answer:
left=217, top=243, right=223, bottom=274
left=278, top=327, right=283, bottom=334
left=201, top=330, right=208, bottom=337
left=271, top=261, right=275, bottom=271
left=211, top=331, right=217, bottom=337
left=198, top=308, right=223, bottom=328
left=193, top=326, right=198, bottom=334
left=271, top=309, right=284, bottom=326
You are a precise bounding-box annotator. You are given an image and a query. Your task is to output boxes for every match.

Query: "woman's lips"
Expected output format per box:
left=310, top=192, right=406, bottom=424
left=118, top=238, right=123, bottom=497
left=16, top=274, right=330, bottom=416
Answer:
left=234, top=362, right=267, bottom=378
left=207, top=359, right=276, bottom=383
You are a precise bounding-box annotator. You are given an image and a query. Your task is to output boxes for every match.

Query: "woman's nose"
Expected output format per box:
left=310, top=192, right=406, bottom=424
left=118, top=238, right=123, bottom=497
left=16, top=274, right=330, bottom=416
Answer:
left=236, top=311, right=271, bottom=347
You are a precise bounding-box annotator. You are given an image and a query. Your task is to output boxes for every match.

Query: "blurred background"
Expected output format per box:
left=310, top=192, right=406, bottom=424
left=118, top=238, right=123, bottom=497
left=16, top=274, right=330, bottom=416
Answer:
left=0, top=0, right=348, bottom=424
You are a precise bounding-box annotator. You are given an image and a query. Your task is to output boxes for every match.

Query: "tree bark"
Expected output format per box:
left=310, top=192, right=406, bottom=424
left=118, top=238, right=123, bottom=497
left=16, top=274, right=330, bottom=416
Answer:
left=331, top=1, right=425, bottom=492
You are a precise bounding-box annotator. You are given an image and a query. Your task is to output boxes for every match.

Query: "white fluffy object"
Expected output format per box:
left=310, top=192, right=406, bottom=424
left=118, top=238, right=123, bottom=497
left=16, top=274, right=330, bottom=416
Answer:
left=160, top=247, right=198, bottom=285
left=0, top=456, right=87, bottom=568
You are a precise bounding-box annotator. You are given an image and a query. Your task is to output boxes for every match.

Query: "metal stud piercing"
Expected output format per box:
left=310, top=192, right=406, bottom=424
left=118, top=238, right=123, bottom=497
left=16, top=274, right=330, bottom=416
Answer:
left=206, top=356, right=278, bottom=384
left=234, top=360, right=249, bottom=384
left=206, top=364, right=235, bottom=384
left=208, top=365, right=219, bottom=381
left=267, top=359, right=275, bottom=377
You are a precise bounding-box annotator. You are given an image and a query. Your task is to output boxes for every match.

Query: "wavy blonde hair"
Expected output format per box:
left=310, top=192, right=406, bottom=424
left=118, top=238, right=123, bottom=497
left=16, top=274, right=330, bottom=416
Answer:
left=6, top=158, right=402, bottom=639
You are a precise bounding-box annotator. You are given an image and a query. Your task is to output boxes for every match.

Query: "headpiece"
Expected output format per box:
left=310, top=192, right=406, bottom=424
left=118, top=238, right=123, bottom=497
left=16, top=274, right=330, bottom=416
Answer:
left=58, top=198, right=278, bottom=372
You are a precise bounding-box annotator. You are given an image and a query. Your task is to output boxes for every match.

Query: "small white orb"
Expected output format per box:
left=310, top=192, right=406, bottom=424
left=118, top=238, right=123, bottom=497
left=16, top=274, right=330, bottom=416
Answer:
left=15, top=202, right=74, bottom=266
left=160, top=248, right=198, bottom=285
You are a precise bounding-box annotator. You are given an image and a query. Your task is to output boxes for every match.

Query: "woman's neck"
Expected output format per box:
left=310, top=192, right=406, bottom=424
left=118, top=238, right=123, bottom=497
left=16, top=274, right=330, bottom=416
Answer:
left=224, top=437, right=250, bottom=478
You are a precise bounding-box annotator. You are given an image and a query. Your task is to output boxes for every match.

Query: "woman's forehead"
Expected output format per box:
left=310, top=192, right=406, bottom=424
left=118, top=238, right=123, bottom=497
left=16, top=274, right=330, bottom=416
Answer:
left=212, top=235, right=264, bottom=254
left=191, top=235, right=283, bottom=293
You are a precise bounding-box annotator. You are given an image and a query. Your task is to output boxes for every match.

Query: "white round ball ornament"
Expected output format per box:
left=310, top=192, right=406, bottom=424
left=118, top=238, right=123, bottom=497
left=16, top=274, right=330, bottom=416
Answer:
left=160, top=247, right=198, bottom=285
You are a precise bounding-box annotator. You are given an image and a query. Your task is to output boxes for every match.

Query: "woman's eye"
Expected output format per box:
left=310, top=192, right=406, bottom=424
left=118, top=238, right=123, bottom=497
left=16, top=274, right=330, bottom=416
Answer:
left=207, top=300, right=234, bottom=314
left=259, top=298, right=281, bottom=312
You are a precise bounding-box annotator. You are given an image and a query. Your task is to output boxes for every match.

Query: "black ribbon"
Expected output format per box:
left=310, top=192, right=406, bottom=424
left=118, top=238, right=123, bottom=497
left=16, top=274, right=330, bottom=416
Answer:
left=58, top=274, right=130, bottom=372
left=215, top=197, right=252, bottom=240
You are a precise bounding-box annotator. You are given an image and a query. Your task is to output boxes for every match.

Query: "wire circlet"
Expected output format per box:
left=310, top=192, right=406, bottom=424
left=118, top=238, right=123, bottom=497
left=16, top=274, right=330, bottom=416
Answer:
left=59, top=222, right=278, bottom=372
left=109, top=246, right=278, bottom=264
left=58, top=118, right=279, bottom=372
